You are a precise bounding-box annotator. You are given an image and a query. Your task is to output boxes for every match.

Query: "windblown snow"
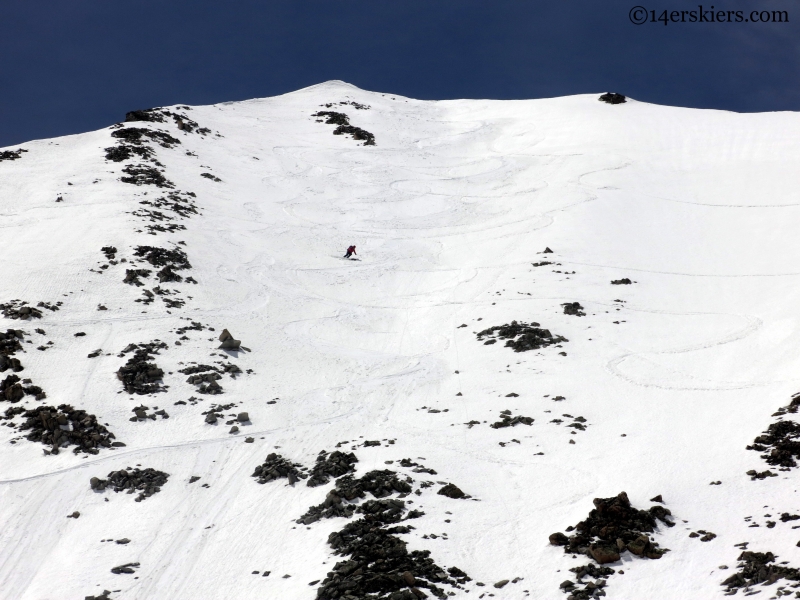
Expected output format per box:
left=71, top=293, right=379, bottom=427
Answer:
left=2, top=80, right=800, bottom=600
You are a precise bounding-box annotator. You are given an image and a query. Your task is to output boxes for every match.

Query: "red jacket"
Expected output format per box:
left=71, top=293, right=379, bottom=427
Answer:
left=346, top=246, right=356, bottom=254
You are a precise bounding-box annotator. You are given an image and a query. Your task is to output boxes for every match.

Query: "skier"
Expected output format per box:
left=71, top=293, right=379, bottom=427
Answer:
left=344, top=245, right=356, bottom=259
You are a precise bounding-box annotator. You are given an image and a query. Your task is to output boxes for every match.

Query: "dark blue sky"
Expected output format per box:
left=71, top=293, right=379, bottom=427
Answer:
left=1, top=0, right=798, bottom=147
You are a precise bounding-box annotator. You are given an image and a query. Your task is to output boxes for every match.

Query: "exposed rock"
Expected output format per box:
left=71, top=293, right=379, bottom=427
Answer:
left=0, top=329, right=25, bottom=365
left=438, top=483, right=468, bottom=499
left=251, top=453, right=306, bottom=484
left=562, top=302, right=585, bottom=317
left=398, top=458, right=437, bottom=475
left=599, top=93, right=626, bottom=104
left=0, top=300, right=50, bottom=320
left=0, top=148, right=28, bottom=161
left=91, top=468, right=169, bottom=501
left=217, top=328, right=242, bottom=350
left=111, top=562, right=140, bottom=574
left=551, top=492, right=672, bottom=560
left=121, top=164, right=174, bottom=188
left=116, top=341, right=167, bottom=395
left=133, top=245, right=191, bottom=270
left=301, top=469, right=415, bottom=526
left=307, top=450, right=359, bottom=487
left=104, top=144, right=153, bottom=162
left=746, top=469, right=777, bottom=480
left=312, top=111, right=376, bottom=146
left=315, top=496, right=469, bottom=599
left=476, top=320, right=567, bottom=352
left=721, top=551, right=800, bottom=593
left=17, top=404, right=118, bottom=454
left=122, top=268, right=151, bottom=286
left=611, top=278, right=632, bottom=285
left=549, top=532, right=569, bottom=546
left=202, top=402, right=236, bottom=424
left=490, top=411, right=534, bottom=429
left=111, top=127, right=179, bottom=148
left=125, top=108, right=166, bottom=123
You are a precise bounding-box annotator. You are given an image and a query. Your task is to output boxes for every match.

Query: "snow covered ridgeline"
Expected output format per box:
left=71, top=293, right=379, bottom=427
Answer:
left=3, top=81, right=800, bottom=599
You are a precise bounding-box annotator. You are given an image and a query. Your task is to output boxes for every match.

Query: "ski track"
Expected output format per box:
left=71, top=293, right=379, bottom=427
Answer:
left=2, top=82, right=800, bottom=599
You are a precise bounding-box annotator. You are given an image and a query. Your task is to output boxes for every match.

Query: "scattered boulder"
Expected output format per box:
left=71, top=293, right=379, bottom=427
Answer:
left=218, top=328, right=242, bottom=350
left=490, top=411, right=534, bottom=429
left=611, top=278, right=632, bottom=285
left=438, top=483, right=468, bottom=499
left=129, top=405, right=168, bottom=421
left=398, top=458, right=437, bottom=475
left=549, top=532, right=569, bottom=546
left=747, top=469, right=777, bottom=480
left=202, top=402, right=237, bottom=424
left=111, top=562, right=140, bottom=574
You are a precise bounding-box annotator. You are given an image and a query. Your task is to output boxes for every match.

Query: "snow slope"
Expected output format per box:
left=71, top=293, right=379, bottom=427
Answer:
left=2, top=80, right=800, bottom=599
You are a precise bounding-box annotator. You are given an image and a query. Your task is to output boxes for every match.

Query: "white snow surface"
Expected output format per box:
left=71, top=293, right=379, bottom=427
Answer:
left=1, top=80, right=800, bottom=599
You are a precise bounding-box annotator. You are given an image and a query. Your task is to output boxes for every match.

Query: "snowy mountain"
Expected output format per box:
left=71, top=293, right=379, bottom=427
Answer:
left=2, top=80, right=800, bottom=600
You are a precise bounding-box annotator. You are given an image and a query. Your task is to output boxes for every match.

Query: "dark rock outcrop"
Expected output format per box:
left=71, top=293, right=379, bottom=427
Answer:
left=251, top=453, right=307, bottom=485
left=307, top=450, right=359, bottom=487
left=599, top=93, right=626, bottom=105
left=312, top=111, right=376, bottom=146
left=477, top=320, right=567, bottom=352
left=722, top=551, right=800, bottom=593
left=562, top=302, right=585, bottom=317
left=91, top=468, right=169, bottom=501
left=116, top=342, right=167, bottom=395
left=18, top=404, right=119, bottom=454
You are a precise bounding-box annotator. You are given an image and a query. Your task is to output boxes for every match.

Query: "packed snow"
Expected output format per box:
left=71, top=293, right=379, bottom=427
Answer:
left=2, top=80, right=800, bottom=599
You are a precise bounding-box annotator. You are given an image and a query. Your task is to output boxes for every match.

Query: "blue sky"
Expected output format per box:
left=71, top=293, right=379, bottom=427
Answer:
left=1, top=0, right=798, bottom=146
